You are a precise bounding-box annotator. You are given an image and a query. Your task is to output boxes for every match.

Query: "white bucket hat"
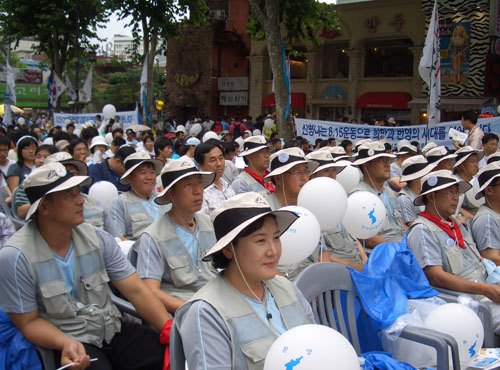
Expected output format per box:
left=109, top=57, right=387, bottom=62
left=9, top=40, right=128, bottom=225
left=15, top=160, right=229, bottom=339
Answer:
left=45, top=152, right=88, bottom=176
left=306, top=150, right=347, bottom=175
left=352, top=141, right=396, bottom=166
left=421, top=142, right=438, bottom=156
left=486, top=152, right=500, bottom=166
left=23, top=162, right=92, bottom=220
left=396, top=143, right=418, bottom=156
left=353, top=139, right=372, bottom=153
left=413, top=170, right=472, bottom=206
left=155, top=158, right=215, bottom=205
left=453, top=146, right=485, bottom=168
left=119, top=152, right=164, bottom=185
left=264, top=148, right=319, bottom=182
left=323, top=146, right=351, bottom=162
left=424, top=146, right=457, bottom=167
left=90, top=135, right=109, bottom=150
left=475, top=162, right=500, bottom=200
left=399, top=155, right=436, bottom=183
left=202, top=192, right=298, bottom=262
left=239, top=135, right=268, bottom=156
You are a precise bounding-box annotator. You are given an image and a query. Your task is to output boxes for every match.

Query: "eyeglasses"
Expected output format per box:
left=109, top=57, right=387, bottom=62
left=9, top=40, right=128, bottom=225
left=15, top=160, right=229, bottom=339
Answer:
left=285, top=170, right=311, bottom=177
left=439, top=188, right=460, bottom=196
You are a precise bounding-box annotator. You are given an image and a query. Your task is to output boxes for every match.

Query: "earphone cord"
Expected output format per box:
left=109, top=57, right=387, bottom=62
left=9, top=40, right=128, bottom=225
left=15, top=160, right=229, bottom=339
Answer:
left=433, top=196, right=460, bottom=245
left=170, top=194, right=194, bottom=227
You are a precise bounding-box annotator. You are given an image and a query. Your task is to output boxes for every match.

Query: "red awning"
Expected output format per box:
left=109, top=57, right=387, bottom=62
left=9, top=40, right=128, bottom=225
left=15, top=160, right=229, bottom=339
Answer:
left=356, top=92, right=412, bottom=109
left=262, top=93, right=306, bottom=108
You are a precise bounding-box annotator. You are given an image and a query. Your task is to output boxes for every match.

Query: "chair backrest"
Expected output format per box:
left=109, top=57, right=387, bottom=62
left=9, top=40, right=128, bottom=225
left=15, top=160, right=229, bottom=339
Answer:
left=295, top=262, right=363, bottom=355
left=170, top=317, right=187, bottom=370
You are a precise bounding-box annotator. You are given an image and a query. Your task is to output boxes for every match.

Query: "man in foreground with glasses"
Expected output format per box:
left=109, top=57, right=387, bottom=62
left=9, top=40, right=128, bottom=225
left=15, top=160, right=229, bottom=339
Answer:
left=352, top=141, right=406, bottom=247
left=407, top=170, right=500, bottom=333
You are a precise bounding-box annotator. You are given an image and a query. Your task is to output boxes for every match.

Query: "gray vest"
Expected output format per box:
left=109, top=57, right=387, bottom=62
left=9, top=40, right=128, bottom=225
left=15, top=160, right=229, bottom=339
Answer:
left=352, top=181, right=406, bottom=243
left=82, top=193, right=105, bottom=229
left=411, top=216, right=486, bottom=289
left=120, top=191, right=166, bottom=240
left=176, top=275, right=312, bottom=370
left=142, top=213, right=217, bottom=300
left=234, top=171, right=268, bottom=195
left=323, top=224, right=362, bottom=265
left=6, top=222, right=121, bottom=347
left=398, top=187, right=424, bottom=214
left=470, top=205, right=500, bottom=230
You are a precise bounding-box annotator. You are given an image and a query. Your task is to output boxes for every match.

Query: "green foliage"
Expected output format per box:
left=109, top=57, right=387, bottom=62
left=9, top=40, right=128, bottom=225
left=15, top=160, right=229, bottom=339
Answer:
left=247, top=0, right=340, bottom=47
left=93, top=66, right=165, bottom=111
left=0, top=52, right=28, bottom=68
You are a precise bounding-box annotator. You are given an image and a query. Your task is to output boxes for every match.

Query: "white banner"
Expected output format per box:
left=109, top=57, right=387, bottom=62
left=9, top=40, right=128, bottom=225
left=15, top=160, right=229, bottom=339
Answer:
left=53, top=110, right=139, bottom=129
left=296, top=117, right=500, bottom=148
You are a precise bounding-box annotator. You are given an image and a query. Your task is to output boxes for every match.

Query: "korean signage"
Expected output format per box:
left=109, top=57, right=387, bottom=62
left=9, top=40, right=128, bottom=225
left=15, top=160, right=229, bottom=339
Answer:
left=217, top=77, right=248, bottom=91
left=296, top=117, right=500, bottom=148
left=219, top=91, right=248, bottom=106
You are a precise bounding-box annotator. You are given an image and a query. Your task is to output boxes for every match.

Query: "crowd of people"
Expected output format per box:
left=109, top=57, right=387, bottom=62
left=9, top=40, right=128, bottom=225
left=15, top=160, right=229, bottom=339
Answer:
left=0, top=109, right=499, bottom=369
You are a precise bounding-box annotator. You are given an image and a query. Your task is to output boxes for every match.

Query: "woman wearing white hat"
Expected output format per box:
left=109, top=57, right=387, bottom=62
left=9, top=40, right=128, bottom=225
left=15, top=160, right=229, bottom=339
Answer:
left=106, top=152, right=167, bottom=241
left=174, top=192, right=314, bottom=370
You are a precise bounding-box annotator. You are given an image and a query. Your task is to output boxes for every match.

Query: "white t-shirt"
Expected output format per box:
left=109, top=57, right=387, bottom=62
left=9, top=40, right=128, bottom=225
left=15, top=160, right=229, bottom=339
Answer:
left=0, top=159, right=15, bottom=187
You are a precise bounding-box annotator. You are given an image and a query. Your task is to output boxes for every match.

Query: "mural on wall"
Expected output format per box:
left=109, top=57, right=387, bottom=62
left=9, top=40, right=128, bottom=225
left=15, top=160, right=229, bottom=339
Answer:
left=422, top=0, right=489, bottom=97
left=441, top=22, right=471, bottom=86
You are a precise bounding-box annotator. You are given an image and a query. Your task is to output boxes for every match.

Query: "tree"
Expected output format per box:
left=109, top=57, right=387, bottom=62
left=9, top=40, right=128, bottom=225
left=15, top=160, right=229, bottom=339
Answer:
left=0, top=0, right=109, bottom=110
left=110, top=0, right=209, bottom=123
left=247, top=1, right=339, bottom=141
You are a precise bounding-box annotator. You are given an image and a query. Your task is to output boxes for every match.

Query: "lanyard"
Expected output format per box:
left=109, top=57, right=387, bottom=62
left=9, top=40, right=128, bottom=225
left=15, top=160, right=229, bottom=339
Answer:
left=380, top=189, right=396, bottom=220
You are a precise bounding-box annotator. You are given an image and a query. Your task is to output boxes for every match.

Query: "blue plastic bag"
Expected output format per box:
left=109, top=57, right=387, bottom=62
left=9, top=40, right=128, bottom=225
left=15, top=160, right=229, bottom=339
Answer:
left=362, top=351, right=423, bottom=370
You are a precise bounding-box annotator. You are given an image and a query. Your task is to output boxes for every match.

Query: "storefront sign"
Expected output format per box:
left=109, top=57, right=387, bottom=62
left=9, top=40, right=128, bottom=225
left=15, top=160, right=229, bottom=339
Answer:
left=219, top=91, right=248, bottom=106
left=322, top=85, right=347, bottom=100
left=296, top=117, right=500, bottom=147
left=174, top=71, right=200, bottom=87
left=218, top=77, right=248, bottom=91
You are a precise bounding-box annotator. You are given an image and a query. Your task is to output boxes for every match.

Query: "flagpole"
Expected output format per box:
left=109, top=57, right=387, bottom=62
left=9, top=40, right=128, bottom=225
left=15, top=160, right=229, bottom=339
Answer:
left=4, top=45, right=11, bottom=127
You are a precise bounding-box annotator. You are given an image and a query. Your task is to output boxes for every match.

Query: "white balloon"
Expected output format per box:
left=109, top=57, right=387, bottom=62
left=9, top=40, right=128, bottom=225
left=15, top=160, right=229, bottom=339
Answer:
left=278, top=206, right=321, bottom=265
left=298, top=177, right=347, bottom=231
left=264, top=118, right=274, bottom=130
left=102, top=104, right=117, bottom=119
left=190, top=123, right=202, bottom=136
left=104, top=132, right=113, bottom=145
left=264, top=324, right=359, bottom=370
left=202, top=131, right=218, bottom=142
left=88, top=181, right=118, bottom=209
left=253, top=129, right=261, bottom=136
left=336, top=160, right=361, bottom=194
left=343, top=191, right=386, bottom=239
left=118, top=240, right=134, bottom=256
left=18, top=117, right=25, bottom=125
left=425, top=303, right=484, bottom=362
left=465, top=176, right=485, bottom=209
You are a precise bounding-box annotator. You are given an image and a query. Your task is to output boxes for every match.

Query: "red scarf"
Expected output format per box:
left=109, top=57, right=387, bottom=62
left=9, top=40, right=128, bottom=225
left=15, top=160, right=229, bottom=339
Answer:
left=419, top=212, right=466, bottom=249
left=244, top=167, right=275, bottom=194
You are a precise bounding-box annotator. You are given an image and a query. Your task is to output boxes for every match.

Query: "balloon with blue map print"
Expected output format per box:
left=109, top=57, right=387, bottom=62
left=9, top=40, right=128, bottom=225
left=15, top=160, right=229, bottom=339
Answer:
left=342, top=191, right=386, bottom=239
left=424, top=303, right=484, bottom=362
left=264, top=324, right=359, bottom=370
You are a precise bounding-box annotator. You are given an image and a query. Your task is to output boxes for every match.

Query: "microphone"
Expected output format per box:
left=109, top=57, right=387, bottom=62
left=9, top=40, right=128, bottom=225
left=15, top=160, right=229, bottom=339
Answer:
left=266, top=313, right=272, bottom=320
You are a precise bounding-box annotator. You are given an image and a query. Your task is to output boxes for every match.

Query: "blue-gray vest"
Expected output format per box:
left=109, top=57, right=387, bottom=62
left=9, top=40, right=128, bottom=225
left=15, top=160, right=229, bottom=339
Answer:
left=410, top=216, right=487, bottom=290
left=232, top=171, right=269, bottom=196
left=470, top=205, right=500, bottom=250
left=323, top=223, right=362, bottom=265
left=176, top=275, right=312, bottom=370
left=82, top=193, right=105, bottom=229
left=6, top=222, right=121, bottom=347
left=141, top=213, right=217, bottom=300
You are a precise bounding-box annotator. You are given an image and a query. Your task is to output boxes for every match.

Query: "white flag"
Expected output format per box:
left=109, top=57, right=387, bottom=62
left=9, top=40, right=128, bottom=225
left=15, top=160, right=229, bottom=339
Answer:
left=6, top=61, right=16, bottom=105
left=50, top=73, right=67, bottom=107
left=65, top=74, right=77, bottom=101
left=418, top=0, right=441, bottom=128
left=80, top=67, right=92, bottom=103
left=139, top=54, right=148, bottom=106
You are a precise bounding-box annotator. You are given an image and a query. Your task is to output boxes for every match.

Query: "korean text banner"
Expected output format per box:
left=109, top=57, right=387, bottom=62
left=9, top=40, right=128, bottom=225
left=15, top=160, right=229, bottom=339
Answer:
left=295, top=117, right=500, bottom=148
left=53, top=110, right=139, bottom=129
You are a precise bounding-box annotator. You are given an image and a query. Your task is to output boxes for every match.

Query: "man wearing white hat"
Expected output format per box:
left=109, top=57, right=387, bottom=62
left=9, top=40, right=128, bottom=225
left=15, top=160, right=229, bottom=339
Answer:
left=352, top=142, right=406, bottom=247
left=453, top=146, right=484, bottom=217
left=232, top=135, right=275, bottom=196
left=107, top=152, right=168, bottom=241
left=388, top=141, right=417, bottom=192
left=407, top=170, right=500, bottom=332
left=0, top=163, right=170, bottom=369
left=470, top=162, right=500, bottom=265
left=135, top=158, right=218, bottom=314
left=424, top=145, right=457, bottom=171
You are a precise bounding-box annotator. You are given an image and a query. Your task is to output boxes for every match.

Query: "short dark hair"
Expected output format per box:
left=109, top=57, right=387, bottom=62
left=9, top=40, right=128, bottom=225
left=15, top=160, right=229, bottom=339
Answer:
left=115, top=146, right=136, bottom=162
left=270, top=138, right=281, bottom=146
left=340, top=139, right=352, bottom=150
left=112, top=136, right=126, bottom=147
left=221, top=141, right=235, bottom=155
left=53, top=131, right=70, bottom=143
left=194, top=141, right=224, bottom=165
left=81, top=127, right=98, bottom=142
left=36, top=144, right=58, bottom=156
left=66, top=123, right=75, bottom=130
left=112, top=128, right=123, bottom=137
left=174, top=139, right=187, bottom=156
left=69, top=138, right=88, bottom=157
left=142, top=134, right=154, bottom=144
left=212, top=215, right=276, bottom=269
left=0, top=135, right=9, bottom=147
left=482, top=133, right=499, bottom=145
left=154, top=136, right=173, bottom=157
left=462, top=111, right=478, bottom=124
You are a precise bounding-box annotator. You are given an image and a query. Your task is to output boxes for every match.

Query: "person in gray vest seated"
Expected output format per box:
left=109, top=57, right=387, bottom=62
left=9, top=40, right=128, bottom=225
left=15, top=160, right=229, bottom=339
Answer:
left=351, top=141, right=406, bottom=247
left=0, top=162, right=170, bottom=370
left=397, top=155, right=437, bottom=227
left=471, top=162, right=500, bottom=265
left=406, top=170, right=500, bottom=333
left=106, top=152, right=167, bottom=241
left=424, top=145, right=457, bottom=171
left=388, top=140, right=418, bottom=192
left=135, top=158, right=218, bottom=314
left=453, top=146, right=484, bottom=217
left=175, top=192, right=314, bottom=370
left=306, top=148, right=367, bottom=271
left=263, top=147, right=331, bottom=280
left=231, top=135, right=275, bottom=195
left=45, top=152, right=107, bottom=230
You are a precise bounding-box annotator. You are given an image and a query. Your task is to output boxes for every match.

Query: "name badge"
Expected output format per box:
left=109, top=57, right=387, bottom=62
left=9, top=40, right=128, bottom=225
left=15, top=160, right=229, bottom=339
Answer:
left=446, top=238, right=455, bottom=248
